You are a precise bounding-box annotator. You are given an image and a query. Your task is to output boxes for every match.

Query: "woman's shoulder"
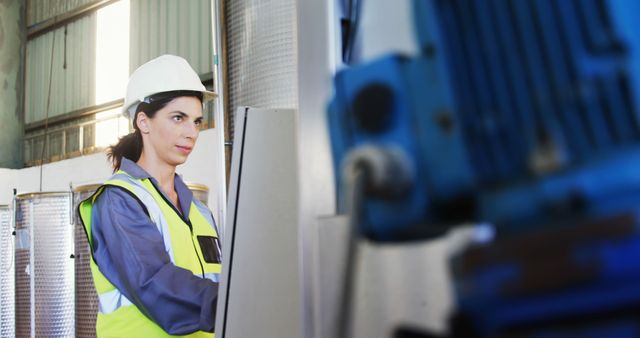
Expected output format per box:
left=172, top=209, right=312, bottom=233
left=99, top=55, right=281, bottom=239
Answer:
left=94, top=184, right=148, bottom=213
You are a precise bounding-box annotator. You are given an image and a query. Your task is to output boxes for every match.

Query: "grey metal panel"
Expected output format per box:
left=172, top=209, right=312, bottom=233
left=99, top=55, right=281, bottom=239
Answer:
left=296, top=0, right=339, bottom=336
left=27, top=0, right=97, bottom=26
left=25, top=14, right=96, bottom=124
left=73, top=186, right=99, bottom=338
left=224, top=0, right=298, bottom=139
left=15, top=193, right=75, bottom=337
left=129, top=0, right=213, bottom=76
left=0, top=206, right=14, bottom=338
left=216, top=108, right=300, bottom=338
left=314, top=216, right=461, bottom=338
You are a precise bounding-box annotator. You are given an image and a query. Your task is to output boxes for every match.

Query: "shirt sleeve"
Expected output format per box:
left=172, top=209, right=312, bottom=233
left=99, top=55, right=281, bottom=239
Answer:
left=91, top=186, right=218, bottom=334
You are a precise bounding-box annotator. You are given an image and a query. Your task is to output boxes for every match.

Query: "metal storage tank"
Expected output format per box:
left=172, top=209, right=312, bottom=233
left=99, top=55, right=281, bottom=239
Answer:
left=0, top=205, right=14, bottom=338
left=186, top=182, right=210, bottom=206
left=72, top=184, right=101, bottom=338
left=15, top=192, right=74, bottom=338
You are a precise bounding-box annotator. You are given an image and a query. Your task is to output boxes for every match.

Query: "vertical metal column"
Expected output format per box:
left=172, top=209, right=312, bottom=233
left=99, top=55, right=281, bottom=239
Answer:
left=211, top=0, right=227, bottom=235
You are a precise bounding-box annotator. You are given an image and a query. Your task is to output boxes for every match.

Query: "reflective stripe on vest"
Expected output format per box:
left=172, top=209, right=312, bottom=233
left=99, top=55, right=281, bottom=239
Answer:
left=78, top=171, right=220, bottom=337
left=98, top=289, right=134, bottom=314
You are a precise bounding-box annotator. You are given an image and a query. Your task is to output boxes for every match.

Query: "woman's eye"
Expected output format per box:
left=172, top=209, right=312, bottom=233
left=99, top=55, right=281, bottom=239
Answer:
left=195, top=120, right=202, bottom=126
left=172, top=115, right=183, bottom=122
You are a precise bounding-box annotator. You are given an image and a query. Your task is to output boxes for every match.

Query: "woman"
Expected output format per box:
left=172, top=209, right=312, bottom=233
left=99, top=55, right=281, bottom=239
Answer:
left=78, top=54, right=221, bottom=337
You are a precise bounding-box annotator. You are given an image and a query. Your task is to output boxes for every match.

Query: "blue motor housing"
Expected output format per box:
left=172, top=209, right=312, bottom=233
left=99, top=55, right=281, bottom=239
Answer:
left=328, top=0, right=640, bottom=239
left=328, top=54, right=475, bottom=240
left=329, top=1, right=640, bottom=336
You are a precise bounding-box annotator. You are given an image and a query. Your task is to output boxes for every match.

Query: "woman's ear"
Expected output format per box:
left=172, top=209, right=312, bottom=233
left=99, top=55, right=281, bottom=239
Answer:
left=137, top=112, right=151, bottom=134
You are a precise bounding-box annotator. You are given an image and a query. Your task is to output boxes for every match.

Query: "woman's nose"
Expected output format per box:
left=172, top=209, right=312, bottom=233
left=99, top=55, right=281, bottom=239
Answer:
left=184, top=121, right=199, bottom=139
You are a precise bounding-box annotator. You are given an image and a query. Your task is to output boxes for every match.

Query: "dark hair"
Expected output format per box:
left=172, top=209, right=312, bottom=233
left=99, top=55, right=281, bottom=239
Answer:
left=107, top=90, right=204, bottom=172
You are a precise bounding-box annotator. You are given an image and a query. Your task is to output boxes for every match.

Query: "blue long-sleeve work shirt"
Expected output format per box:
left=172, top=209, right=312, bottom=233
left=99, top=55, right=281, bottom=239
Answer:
left=91, top=158, right=219, bottom=334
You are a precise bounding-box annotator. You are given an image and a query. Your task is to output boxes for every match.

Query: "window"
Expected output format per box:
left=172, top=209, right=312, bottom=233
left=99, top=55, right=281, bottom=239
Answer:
left=95, top=0, right=131, bottom=148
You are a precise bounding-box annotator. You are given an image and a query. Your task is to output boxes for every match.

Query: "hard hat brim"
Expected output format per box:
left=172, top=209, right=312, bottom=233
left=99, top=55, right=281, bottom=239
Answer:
left=124, top=90, right=218, bottom=120
left=202, top=90, right=217, bottom=103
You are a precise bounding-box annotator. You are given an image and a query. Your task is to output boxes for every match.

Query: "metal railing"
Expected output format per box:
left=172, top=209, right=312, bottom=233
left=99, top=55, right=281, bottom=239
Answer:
left=24, top=112, right=129, bottom=167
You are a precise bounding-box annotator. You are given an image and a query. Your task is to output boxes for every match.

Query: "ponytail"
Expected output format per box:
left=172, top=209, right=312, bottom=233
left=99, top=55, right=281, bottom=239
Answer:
left=107, top=130, right=143, bottom=172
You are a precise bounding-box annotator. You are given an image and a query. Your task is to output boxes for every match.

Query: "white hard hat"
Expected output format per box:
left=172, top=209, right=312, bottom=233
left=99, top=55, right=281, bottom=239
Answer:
left=123, top=54, right=216, bottom=119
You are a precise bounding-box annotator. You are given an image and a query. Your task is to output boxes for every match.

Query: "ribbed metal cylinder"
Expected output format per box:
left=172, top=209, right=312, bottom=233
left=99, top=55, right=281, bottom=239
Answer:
left=14, top=199, right=29, bottom=338
left=186, top=182, right=210, bottom=206
left=15, top=192, right=74, bottom=338
left=224, top=0, right=298, bottom=139
left=72, top=184, right=101, bottom=338
left=0, top=205, right=14, bottom=337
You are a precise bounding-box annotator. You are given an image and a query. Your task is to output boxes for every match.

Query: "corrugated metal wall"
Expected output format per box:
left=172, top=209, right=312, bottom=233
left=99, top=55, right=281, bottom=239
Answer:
left=224, top=0, right=298, bottom=139
left=25, top=0, right=213, bottom=124
left=27, top=0, right=96, bottom=26
left=24, top=15, right=96, bottom=124
left=129, top=0, right=213, bottom=76
left=25, top=0, right=213, bottom=125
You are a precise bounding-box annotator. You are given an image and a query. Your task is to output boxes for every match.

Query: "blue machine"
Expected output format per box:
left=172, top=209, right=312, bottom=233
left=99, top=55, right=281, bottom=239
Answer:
left=329, top=0, right=640, bottom=336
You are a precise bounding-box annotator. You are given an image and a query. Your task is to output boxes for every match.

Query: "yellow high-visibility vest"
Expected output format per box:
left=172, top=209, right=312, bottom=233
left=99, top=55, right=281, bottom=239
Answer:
left=78, top=171, right=220, bottom=337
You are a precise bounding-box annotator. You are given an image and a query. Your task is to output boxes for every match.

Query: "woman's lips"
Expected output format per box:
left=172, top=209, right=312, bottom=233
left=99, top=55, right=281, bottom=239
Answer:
left=176, top=145, right=192, bottom=154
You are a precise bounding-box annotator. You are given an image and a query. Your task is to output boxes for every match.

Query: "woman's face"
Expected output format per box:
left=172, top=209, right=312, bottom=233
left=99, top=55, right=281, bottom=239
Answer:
left=141, top=96, right=203, bottom=167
